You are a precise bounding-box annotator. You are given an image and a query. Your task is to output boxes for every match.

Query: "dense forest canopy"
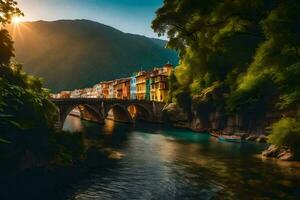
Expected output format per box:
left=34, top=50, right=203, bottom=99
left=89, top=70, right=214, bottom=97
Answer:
left=152, top=0, right=300, bottom=154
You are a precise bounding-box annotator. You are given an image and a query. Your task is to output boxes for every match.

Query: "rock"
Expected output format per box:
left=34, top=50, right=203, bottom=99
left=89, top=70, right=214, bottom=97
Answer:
left=278, top=150, right=295, bottom=161
left=256, top=135, right=268, bottom=143
left=237, top=133, right=249, bottom=140
left=262, top=145, right=279, bottom=157
left=190, top=116, right=204, bottom=132
left=262, top=145, right=295, bottom=161
left=163, top=103, right=189, bottom=122
left=246, top=135, right=259, bottom=141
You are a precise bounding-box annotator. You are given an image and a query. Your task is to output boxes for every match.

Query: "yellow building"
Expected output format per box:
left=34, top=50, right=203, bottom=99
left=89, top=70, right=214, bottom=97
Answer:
left=136, top=71, right=150, bottom=100
left=150, top=64, right=173, bottom=102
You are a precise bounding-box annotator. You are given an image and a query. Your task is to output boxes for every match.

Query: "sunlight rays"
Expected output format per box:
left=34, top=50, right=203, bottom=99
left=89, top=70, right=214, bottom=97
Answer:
left=12, top=16, right=23, bottom=24
left=10, top=16, right=34, bottom=41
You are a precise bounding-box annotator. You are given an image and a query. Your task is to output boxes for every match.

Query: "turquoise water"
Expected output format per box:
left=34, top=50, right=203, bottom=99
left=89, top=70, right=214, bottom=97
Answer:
left=60, top=116, right=300, bottom=200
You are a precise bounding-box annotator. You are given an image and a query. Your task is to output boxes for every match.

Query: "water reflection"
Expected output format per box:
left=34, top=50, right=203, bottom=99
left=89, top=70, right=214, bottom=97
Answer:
left=63, top=115, right=84, bottom=132
left=62, top=116, right=300, bottom=200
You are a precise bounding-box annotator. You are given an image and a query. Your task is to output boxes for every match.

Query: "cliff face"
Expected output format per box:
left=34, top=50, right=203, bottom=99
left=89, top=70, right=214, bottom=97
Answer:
left=163, top=103, right=281, bottom=135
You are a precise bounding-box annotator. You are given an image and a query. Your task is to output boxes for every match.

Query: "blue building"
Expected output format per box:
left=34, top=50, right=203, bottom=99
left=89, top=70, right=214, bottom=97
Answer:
left=130, top=72, right=137, bottom=99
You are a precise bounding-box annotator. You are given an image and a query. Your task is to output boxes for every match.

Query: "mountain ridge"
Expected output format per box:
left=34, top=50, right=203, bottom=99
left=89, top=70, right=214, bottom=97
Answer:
left=8, top=19, right=178, bottom=92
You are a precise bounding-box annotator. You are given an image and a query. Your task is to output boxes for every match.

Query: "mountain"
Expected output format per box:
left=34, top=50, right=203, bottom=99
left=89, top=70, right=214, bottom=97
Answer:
left=7, top=20, right=178, bottom=92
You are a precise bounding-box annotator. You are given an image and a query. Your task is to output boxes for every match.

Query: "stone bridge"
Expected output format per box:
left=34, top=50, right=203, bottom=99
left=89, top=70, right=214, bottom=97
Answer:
left=51, top=98, right=166, bottom=130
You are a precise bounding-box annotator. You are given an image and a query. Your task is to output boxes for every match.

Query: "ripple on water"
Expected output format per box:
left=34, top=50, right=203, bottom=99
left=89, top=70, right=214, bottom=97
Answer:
left=61, top=118, right=300, bottom=200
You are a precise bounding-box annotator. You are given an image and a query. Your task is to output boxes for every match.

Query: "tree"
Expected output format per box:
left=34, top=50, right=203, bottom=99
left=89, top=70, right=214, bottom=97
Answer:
left=0, top=0, right=58, bottom=167
left=153, top=0, right=300, bottom=154
left=0, top=0, right=23, bottom=64
left=152, top=0, right=271, bottom=100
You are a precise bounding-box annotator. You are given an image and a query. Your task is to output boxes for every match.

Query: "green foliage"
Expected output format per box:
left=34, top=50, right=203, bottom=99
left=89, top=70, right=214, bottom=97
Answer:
left=0, top=64, right=59, bottom=164
left=0, top=0, right=23, bottom=25
left=167, top=70, right=177, bottom=103
left=172, top=87, right=192, bottom=116
left=153, top=0, right=300, bottom=153
left=235, top=1, right=300, bottom=113
left=0, top=29, right=14, bottom=64
left=152, top=0, right=270, bottom=110
left=276, top=62, right=300, bottom=109
left=0, top=64, right=58, bottom=131
left=268, top=117, right=300, bottom=156
left=50, top=131, right=85, bottom=166
left=227, top=73, right=276, bottom=114
left=0, top=0, right=61, bottom=169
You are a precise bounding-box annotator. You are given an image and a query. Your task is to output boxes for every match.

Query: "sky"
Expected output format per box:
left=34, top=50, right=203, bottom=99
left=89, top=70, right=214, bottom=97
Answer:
left=17, top=0, right=164, bottom=38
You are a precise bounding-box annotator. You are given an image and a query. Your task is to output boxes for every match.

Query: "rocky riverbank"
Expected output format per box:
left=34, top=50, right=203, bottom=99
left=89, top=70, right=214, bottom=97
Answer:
left=262, top=145, right=296, bottom=161
left=163, top=103, right=298, bottom=161
left=163, top=103, right=269, bottom=141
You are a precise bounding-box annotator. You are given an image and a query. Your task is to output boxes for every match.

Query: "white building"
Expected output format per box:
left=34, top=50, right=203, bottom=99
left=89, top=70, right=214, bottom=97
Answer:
left=70, top=89, right=83, bottom=98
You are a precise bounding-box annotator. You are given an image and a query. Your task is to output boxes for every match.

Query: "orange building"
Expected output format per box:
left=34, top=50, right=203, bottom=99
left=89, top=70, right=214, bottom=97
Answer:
left=59, top=91, right=71, bottom=98
left=100, top=81, right=112, bottom=99
left=113, top=78, right=131, bottom=99
left=122, top=78, right=131, bottom=100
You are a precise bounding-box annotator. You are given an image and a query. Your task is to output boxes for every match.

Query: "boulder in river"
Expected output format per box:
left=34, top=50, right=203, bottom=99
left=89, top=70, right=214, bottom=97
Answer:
left=278, top=150, right=295, bottom=161
left=262, top=145, right=295, bottom=161
left=262, top=145, right=279, bottom=157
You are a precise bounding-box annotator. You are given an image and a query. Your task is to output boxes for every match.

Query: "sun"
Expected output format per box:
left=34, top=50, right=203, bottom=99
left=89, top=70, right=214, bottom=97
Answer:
left=12, top=16, right=23, bottom=24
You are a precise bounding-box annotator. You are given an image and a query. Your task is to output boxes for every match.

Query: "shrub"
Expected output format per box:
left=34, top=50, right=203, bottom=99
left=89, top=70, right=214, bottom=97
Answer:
left=268, top=117, right=300, bottom=156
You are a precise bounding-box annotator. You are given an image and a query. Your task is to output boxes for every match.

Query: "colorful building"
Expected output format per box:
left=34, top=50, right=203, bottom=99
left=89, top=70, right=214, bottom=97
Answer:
left=108, top=81, right=114, bottom=99
left=113, top=79, right=122, bottom=99
left=94, top=83, right=103, bottom=98
left=58, top=63, right=174, bottom=101
left=150, top=64, right=173, bottom=102
left=70, top=89, right=83, bottom=98
left=122, top=78, right=131, bottom=100
left=81, top=88, right=94, bottom=98
left=100, top=81, right=110, bottom=98
left=59, top=91, right=72, bottom=98
left=130, top=73, right=137, bottom=99
left=113, top=78, right=131, bottom=99
left=136, top=71, right=150, bottom=100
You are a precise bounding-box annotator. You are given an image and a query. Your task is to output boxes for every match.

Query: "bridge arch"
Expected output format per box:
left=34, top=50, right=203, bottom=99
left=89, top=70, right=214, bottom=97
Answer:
left=59, top=104, right=104, bottom=127
left=127, top=104, right=152, bottom=122
left=106, top=103, right=134, bottom=123
left=51, top=98, right=166, bottom=130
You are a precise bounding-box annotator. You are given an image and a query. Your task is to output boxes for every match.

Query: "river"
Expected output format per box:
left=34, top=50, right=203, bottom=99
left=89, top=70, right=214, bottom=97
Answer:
left=58, top=115, right=300, bottom=200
